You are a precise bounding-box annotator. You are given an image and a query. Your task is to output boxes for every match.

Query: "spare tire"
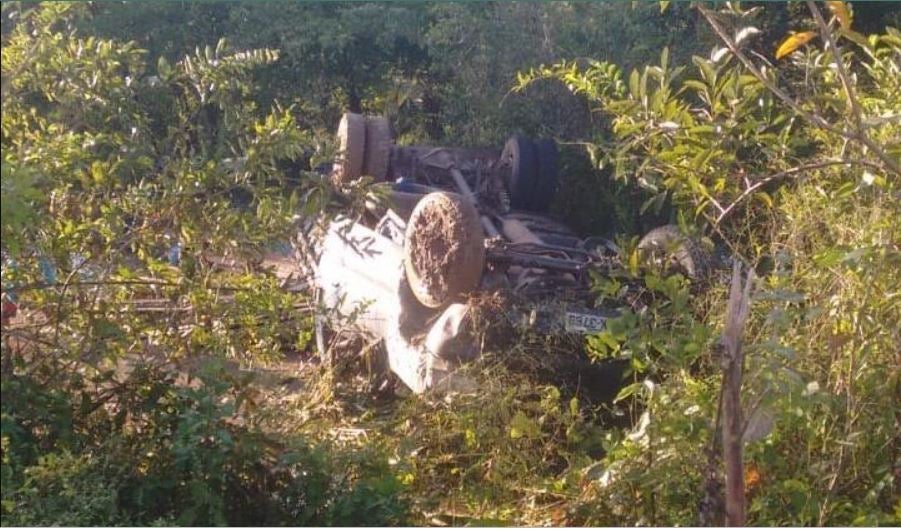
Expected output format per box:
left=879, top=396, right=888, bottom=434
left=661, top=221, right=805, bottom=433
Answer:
left=403, top=192, right=485, bottom=309
left=332, top=112, right=366, bottom=185
left=532, top=138, right=559, bottom=212
left=363, top=116, right=393, bottom=181
left=501, top=135, right=538, bottom=211
left=637, top=225, right=711, bottom=280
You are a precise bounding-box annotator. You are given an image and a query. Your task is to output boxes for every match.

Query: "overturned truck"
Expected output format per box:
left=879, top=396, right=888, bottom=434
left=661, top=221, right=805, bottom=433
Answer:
left=310, top=113, right=710, bottom=394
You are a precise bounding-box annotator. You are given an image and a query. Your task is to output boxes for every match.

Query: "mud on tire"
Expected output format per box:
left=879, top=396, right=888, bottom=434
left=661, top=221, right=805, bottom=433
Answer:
left=403, top=192, right=485, bottom=309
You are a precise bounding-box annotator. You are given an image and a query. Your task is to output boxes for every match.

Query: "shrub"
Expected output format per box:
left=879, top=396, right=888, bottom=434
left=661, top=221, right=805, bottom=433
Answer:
left=520, top=3, right=899, bottom=525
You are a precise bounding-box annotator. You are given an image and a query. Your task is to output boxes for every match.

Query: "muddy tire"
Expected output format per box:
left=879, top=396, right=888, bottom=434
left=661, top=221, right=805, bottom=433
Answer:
left=637, top=225, right=711, bottom=280
left=363, top=116, right=393, bottom=181
left=532, top=138, right=559, bottom=213
left=403, top=192, right=485, bottom=309
left=501, top=135, right=538, bottom=211
left=332, top=112, right=366, bottom=185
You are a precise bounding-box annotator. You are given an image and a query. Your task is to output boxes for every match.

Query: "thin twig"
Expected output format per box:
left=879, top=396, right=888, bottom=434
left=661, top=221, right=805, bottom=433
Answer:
left=697, top=6, right=900, bottom=176
left=2, top=279, right=252, bottom=294
left=804, top=0, right=898, bottom=177
left=714, top=159, right=874, bottom=224
left=806, top=1, right=863, bottom=130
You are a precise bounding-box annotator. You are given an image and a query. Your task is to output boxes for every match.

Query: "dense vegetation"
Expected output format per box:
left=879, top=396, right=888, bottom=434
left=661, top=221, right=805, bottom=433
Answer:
left=1, top=1, right=898, bottom=526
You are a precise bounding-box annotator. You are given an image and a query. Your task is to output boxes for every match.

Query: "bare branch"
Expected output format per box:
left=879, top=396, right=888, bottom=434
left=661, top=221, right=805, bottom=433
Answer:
left=806, top=0, right=863, bottom=129
left=721, top=261, right=755, bottom=527
left=803, top=1, right=899, bottom=178
left=2, top=279, right=256, bottom=294
left=697, top=6, right=901, bottom=177
left=714, top=158, right=882, bottom=225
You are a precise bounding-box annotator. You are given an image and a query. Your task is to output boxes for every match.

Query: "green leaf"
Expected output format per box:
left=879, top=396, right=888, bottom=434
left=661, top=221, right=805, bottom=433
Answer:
left=158, top=56, right=172, bottom=78
left=755, top=191, right=773, bottom=208
left=509, top=411, right=540, bottom=440
left=614, top=382, right=643, bottom=403
left=629, top=69, right=640, bottom=99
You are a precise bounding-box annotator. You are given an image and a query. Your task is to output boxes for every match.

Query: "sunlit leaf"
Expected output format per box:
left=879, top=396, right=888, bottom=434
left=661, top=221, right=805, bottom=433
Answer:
left=827, top=1, right=852, bottom=31
left=509, top=411, right=540, bottom=440
left=614, top=382, right=642, bottom=403
left=735, top=26, right=761, bottom=45
left=775, top=31, right=817, bottom=60
left=710, top=46, right=730, bottom=63
left=628, top=249, right=639, bottom=276
left=745, top=463, right=762, bottom=490
left=755, top=191, right=773, bottom=208
left=839, top=28, right=869, bottom=46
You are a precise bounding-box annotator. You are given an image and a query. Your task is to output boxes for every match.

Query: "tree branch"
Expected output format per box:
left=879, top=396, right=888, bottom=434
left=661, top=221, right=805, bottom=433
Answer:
left=714, top=158, right=879, bottom=225
left=697, top=6, right=900, bottom=177
left=806, top=1, right=862, bottom=129
left=721, top=261, right=755, bottom=527
left=803, top=1, right=898, bottom=177
left=2, top=279, right=255, bottom=294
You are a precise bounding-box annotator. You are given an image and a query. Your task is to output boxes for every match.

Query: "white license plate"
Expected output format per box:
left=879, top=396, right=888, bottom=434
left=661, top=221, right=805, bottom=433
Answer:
left=564, top=311, right=607, bottom=333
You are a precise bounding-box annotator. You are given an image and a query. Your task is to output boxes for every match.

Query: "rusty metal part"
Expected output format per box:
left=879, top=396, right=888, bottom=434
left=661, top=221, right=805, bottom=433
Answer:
left=449, top=166, right=500, bottom=239
left=487, top=247, right=586, bottom=274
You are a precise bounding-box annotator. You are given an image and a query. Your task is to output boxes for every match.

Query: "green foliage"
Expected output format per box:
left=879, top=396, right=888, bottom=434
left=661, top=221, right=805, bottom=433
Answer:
left=518, top=17, right=899, bottom=231
left=1, top=363, right=409, bottom=526
left=78, top=1, right=710, bottom=147
left=1, top=1, right=310, bottom=360
left=3, top=452, right=124, bottom=526
left=522, top=5, right=899, bottom=526
left=0, top=162, right=42, bottom=255
left=332, top=367, right=609, bottom=526
left=518, top=46, right=789, bottom=223
left=1, top=3, right=406, bottom=526
left=2, top=2, right=899, bottom=527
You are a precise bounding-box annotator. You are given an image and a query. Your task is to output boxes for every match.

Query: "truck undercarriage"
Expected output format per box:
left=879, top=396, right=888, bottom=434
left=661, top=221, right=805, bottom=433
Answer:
left=308, top=113, right=710, bottom=394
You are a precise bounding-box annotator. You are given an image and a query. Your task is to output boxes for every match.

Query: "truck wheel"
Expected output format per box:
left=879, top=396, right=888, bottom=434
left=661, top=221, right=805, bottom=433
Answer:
left=363, top=116, right=393, bottom=181
left=403, top=192, right=485, bottom=308
left=531, top=139, right=559, bottom=213
left=332, top=112, right=366, bottom=185
left=501, top=135, right=538, bottom=211
left=637, top=225, right=711, bottom=280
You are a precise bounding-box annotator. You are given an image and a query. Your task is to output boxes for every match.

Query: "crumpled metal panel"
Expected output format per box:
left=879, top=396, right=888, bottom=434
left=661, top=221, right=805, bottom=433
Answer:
left=317, top=217, right=478, bottom=394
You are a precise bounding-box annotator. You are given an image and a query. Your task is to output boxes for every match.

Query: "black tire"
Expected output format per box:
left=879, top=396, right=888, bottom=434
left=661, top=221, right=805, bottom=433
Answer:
left=637, top=225, right=711, bottom=280
left=501, top=135, right=538, bottom=211
left=532, top=138, right=559, bottom=213
left=363, top=116, right=393, bottom=181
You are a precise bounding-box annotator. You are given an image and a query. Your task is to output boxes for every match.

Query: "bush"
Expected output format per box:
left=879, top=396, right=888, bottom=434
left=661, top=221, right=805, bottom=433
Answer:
left=522, top=4, right=899, bottom=525
left=0, top=363, right=409, bottom=526
left=1, top=4, right=408, bottom=526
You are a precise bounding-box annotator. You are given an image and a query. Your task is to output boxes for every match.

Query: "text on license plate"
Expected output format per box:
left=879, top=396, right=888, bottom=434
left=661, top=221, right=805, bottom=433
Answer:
left=564, top=311, right=606, bottom=333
